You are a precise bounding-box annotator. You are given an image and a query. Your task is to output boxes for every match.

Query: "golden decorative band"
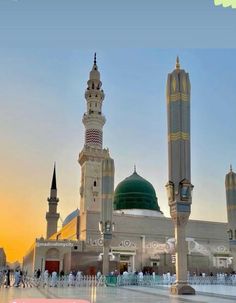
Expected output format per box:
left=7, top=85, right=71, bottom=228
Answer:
left=101, top=194, right=113, bottom=199
left=227, top=205, right=236, bottom=211
left=167, top=92, right=189, bottom=102
left=102, top=172, right=114, bottom=177
left=226, top=185, right=236, bottom=190
left=168, top=132, right=189, bottom=141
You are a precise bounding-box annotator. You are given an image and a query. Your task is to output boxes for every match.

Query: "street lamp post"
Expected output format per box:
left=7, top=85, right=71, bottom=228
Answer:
left=100, top=156, right=115, bottom=276
left=166, top=57, right=195, bottom=295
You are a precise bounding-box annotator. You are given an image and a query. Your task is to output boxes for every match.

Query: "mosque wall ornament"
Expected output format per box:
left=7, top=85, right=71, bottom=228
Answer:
left=87, top=237, right=103, bottom=247
left=119, top=240, right=136, bottom=248
left=182, top=76, right=187, bottom=93
left=171, top=77, right=176, bottom=92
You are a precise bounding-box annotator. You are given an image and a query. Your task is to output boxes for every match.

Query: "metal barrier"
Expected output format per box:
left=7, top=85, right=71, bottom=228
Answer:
left=112, top=274, right=236, bottom=287
left=32, top=275, right=106, bottom=288
left=3, top=273, right=236, bottom=288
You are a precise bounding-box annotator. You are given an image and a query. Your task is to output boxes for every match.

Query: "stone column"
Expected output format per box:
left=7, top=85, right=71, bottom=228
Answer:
left=173, top=215, right=188, bottom=287
left=100, top=156, right=115, bottom=276
left=103, top=237, right=112, bottom=275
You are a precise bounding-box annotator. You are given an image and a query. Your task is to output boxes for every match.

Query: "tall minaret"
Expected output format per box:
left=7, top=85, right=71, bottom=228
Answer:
left=83, top=53, right=106, bottom=150
left=46, top=165, right=59, bottom=239
left=79, top=54, right=110, bottom=240
left=166, top=57, right=195, bottom=295
left=225, top=165, right=236, bottom=270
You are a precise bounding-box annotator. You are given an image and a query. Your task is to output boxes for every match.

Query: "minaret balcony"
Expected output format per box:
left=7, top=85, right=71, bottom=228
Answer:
left=85, top=90, right=104, bottom=101
left=47, top=197, right=59, bottom=203
left=82, top=113, right=106, bottom=126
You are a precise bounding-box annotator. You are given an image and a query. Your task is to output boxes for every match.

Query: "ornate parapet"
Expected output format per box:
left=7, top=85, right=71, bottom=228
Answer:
left=79, top=146, right=109, bottom=165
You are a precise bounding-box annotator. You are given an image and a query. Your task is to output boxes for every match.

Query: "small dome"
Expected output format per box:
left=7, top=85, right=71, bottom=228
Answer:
left=63, top=209, right=79, bottom=227
left=113, top=171, right=161, bottom=212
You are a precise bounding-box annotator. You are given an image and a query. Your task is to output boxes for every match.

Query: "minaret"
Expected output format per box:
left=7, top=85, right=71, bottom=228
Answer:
left=83, top=53, right=106, bottom=149
left=46, top=164, right=59, bottom=239
left=79, top=54, right=110, bottom=240
left=225, top=165, right=236, bottom=270
left=166, top=57, right=195, bottom=295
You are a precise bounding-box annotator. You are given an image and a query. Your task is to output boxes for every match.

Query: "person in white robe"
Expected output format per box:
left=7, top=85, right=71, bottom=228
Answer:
left=51, top=271, right=57, bottom=287
left=43, top=270, right=49, bottom=287
left=68, top=272, right=74, bottom=286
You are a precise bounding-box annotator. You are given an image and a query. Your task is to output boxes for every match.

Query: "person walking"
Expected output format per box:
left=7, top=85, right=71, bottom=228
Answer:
left=43, top=270, right=49, bottom=287
left=5, top=268, right=11, bottom=288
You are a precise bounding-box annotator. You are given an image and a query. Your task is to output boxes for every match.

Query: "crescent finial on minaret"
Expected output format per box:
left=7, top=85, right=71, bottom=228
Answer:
left=176, top=56, right=180, bottom=69
left=134, top=164, right=136, bottom=173
left=230, top=164, right=233, bottom=172
left=94, top=52, right=97, bottom=65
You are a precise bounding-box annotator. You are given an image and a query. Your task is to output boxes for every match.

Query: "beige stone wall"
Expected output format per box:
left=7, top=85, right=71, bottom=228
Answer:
left=23, top=240, right=82, bottom=275
left=83, top=211, right=229, bottom=273
left=24, top=211, right=230, bottom=275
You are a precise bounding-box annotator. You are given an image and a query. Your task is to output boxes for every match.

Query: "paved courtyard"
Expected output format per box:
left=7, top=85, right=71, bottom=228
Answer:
left=1, top=284, right=236, bottom=303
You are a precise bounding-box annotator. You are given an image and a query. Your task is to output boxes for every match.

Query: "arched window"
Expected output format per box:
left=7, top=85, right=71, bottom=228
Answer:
left=94, top=181, right=97, bottom=187
left=46, top=248, right=60, bottom=260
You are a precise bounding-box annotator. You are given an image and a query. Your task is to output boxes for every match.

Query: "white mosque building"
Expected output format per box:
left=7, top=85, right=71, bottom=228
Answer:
left=23, top=55, right=235, bottom=276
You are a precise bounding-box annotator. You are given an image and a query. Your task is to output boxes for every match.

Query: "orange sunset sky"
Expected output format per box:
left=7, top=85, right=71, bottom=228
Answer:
left=1, top=2, right=236, bottom=264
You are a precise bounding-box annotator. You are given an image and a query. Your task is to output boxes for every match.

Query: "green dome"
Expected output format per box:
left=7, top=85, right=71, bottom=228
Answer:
left=114, top=171, right=161, bottom=212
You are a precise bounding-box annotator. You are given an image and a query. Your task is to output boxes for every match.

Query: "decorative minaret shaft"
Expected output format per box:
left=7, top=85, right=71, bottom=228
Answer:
left=99, top=156, right=115, bottom=275
left=225, top=165, right=236, bottom=270
left=46, top=165, right=59, bottom=239
left=78, top=54, right=110, bottom=240
left=166, top=57, right=195, bottom=295
left=83, top=53, right=106, bottom=149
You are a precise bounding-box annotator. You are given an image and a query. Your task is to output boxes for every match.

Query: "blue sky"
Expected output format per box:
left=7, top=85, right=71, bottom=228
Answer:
left=1, top=0, right=236, bottom=261
left=0, top=48, right=236, bottom=223
left=0, top=0, right=236, bottom=48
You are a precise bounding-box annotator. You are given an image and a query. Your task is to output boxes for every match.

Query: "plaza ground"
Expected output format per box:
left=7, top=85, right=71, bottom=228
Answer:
left=1, top=284, right=236, bottom=303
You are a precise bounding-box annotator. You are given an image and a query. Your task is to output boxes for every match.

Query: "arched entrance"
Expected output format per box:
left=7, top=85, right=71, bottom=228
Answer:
left=45, top=248, right=60, bottom=274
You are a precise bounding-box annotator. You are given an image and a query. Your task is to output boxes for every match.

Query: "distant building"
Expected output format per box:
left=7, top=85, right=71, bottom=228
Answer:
left=23, top=55, right=233, bottom=276
left=0, top=248, right=6, bottom=268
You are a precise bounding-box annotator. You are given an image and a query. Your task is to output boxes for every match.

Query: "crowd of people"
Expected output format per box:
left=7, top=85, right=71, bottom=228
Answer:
left=3, top=266, right=236, bottom=288
left=33, top=269, right=101, bottom=287
left=0, top=267, right=28, bottom=288
left=115, top=270, right=236, bottom=286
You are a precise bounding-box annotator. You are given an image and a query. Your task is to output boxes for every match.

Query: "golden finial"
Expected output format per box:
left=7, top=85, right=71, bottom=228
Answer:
left=176, top=56, right=180, bottom=69
left=134, top=164, right=136, bottom=173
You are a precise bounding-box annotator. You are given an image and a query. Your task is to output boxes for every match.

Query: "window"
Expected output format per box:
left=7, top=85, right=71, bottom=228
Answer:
left=94, top=181, right=97, bottom=187
left=228, top=229, right=233, bottom=240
